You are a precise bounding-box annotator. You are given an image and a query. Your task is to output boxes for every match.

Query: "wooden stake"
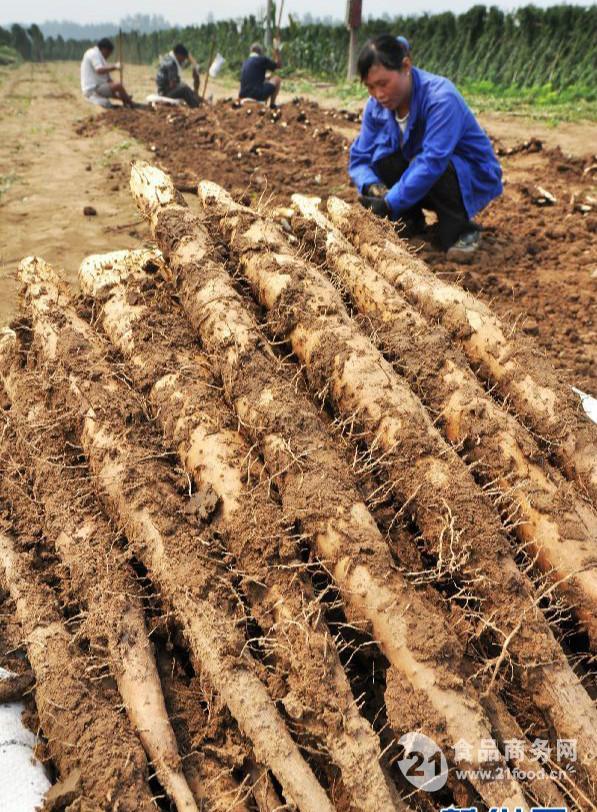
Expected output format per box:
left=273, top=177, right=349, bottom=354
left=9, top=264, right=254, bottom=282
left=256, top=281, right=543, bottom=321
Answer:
left=276, top=0, right=285, bottom=38
left=265, top=0, right=273, bottom=50
left=118, top=27, right=123, bottom=84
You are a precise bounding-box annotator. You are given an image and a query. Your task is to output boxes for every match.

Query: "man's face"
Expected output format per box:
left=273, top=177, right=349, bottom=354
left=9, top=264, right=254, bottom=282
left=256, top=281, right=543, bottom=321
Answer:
left=176, top=53, right=188, bottom=66
left=100, top=46, right=113, bottom=60
left=364, top=60, right=412, bottom=110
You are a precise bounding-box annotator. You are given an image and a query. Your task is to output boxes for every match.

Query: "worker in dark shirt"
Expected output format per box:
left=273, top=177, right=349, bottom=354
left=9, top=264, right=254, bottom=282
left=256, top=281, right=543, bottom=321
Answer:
left=239, top=41, right=282, bottom=107
left=156, top=43, right=201, bottom=108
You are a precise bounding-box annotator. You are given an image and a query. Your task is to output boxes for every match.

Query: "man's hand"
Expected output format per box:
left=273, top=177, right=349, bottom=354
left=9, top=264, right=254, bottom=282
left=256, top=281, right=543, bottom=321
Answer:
left=362, top=182, right=388, bottom=198
left=112, top=62, right=122, bottom=71
left=359, top=195, right=390, bottom=217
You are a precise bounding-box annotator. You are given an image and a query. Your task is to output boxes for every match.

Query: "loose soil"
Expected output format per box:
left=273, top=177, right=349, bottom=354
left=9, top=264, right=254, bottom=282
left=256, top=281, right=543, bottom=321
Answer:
left=101, top=97, right=595, bottom=395
left=2, top=64, right=594, bottom=392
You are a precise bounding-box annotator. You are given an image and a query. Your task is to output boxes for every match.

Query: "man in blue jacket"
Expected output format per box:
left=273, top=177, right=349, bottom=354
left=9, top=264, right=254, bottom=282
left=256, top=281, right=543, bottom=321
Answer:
left=350, top=35, right=502, bottom=260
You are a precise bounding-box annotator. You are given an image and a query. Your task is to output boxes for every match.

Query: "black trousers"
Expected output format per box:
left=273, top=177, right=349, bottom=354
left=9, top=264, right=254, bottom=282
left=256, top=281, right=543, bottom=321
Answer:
left=376, top=151, right=476, bottom=249
left=165, top=83, right=200, bottom=108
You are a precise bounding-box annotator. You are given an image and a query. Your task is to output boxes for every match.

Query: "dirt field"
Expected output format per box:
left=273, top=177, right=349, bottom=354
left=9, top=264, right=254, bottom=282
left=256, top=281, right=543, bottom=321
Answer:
left=96, top=96, right=596, bottom=395
left=3, top=63, right=592, bottom=393
left=1, top=62, right=596, bottom=812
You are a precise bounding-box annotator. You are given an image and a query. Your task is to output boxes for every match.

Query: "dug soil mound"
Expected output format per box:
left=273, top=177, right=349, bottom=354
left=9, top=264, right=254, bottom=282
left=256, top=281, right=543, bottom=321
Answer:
left=100, top=97, right=358, bottom=204
left=88, top=99, right=595, bottom=394
left=418, top=140, right=596, bottom=394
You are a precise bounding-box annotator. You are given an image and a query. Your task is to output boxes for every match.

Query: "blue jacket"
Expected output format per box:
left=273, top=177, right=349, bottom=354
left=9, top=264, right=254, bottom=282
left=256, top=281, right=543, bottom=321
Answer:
left=349, top=67, right=502, bottom=219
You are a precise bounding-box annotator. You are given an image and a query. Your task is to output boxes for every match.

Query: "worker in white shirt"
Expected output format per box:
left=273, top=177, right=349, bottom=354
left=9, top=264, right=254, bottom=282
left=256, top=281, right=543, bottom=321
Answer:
left=80, top=37, right=134, bottom=108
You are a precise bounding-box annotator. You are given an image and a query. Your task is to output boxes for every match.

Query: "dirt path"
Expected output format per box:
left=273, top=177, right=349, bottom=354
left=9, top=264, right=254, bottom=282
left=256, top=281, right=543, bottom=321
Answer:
left=0, top=62, right=151, bottom=326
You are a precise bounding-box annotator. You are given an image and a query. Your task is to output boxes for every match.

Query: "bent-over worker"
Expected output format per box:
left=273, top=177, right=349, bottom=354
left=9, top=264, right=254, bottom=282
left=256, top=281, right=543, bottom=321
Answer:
left=350, top=34, right=502, bottom=260
left=156, top=44, right=201, bottom=108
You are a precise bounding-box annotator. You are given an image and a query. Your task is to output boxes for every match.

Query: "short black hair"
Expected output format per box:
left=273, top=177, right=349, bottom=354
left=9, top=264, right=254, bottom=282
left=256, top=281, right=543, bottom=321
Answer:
left=357, top=34, right=406, bottom=81
left=97, top=37, right=114, bottom=53
left=173, top=43, right=189, bottom=58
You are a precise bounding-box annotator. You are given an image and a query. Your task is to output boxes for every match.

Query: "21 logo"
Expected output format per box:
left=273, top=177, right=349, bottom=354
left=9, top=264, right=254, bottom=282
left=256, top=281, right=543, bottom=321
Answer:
left=397, top=732, right=449, bottom=792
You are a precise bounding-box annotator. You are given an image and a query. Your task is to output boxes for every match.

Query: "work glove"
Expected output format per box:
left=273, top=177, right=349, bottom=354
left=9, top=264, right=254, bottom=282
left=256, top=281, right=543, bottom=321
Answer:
left=359, top=195, right=390, bottom=218
left=362, top=182, right=388, bottom=198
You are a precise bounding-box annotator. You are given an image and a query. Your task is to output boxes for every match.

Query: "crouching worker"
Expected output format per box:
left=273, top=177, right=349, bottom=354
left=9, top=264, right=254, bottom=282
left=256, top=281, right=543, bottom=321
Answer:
left=80, top=38, right=134, bottom=108
left=350, top=34, right=502, bottom=261
left=239, top=42, right=282, bottom=108
left=156, top=44, right=201, bottom=108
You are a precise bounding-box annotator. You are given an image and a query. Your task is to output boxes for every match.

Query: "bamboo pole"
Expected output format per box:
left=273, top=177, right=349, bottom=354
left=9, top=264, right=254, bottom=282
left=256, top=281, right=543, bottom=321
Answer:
left=276, top=0, right=285, bottom=38
left=202, top=36, right=216, bottom=101
left=118, top=28, right=123, bottom=84
left=265, top=0, right=273, bottom=50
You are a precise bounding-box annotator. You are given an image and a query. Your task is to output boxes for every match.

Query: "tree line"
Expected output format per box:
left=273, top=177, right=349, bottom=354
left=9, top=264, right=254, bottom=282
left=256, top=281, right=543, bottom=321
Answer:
left=1, top=5, right=595, bottom=90
left=38, top=15, right=171, bottom=40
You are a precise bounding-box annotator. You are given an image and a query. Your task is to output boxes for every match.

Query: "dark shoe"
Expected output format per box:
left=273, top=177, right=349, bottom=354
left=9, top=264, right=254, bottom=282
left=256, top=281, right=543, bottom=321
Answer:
left=446, top=229, right=481, bottom=263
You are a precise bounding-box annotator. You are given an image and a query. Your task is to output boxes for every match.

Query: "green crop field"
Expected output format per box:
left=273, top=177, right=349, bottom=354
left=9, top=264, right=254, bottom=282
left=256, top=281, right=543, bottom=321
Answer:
left=2, top=5, right=596, bottom=120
